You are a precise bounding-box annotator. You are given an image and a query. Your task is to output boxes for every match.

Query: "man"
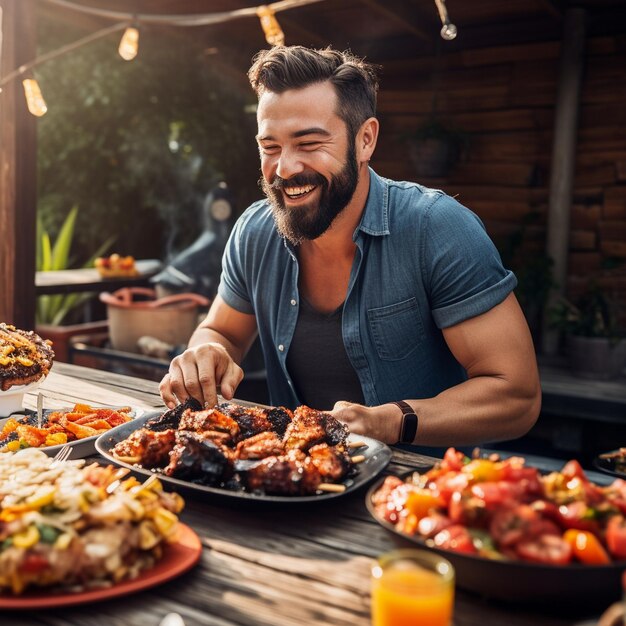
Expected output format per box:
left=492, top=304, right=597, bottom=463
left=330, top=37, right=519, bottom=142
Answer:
left=160, top=46, right=541, bottom=446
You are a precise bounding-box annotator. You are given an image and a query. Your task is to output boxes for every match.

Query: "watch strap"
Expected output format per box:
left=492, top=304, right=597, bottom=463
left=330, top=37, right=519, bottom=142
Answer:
left=392, top=400, right=418, bottom=444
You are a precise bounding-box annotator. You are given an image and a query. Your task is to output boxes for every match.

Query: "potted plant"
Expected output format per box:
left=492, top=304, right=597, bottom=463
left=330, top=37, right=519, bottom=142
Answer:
left=406, top=118, right=468, bottom=179
left=549, top=283, right=626, bottom=380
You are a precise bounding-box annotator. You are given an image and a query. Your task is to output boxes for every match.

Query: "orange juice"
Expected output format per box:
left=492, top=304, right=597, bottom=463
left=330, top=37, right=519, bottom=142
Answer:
left=371, top=550, right=454, bottom=626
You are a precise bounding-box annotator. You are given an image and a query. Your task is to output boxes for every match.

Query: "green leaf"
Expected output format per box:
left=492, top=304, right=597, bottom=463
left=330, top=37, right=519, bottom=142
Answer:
left=50, top=205, right=78, bottom=271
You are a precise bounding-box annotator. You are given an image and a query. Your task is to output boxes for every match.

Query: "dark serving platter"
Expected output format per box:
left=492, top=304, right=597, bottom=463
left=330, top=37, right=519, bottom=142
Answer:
left=96, top=410, right=392, bottom=503
left=365, top=470, right=626, bottom=606
left=593, top=450, right=626, bottom=479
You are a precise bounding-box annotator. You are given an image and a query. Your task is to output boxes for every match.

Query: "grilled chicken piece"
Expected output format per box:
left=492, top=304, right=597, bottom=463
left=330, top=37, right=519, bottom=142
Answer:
left=164, top=431, right=234, bottom=485
left=111, top=428, right=176, bottom=468
left=283, top=406, right=349, bottom=451
left=179, top=408, right=240, bottom=441
left=266, top=407, right=293, bottom=438
left=245, top=450, right=321, bottom=496
left=308, top=443, right=353, bottom=482
left=144, top=397, right=202, bottom=432
left=235, top=431, right=284, bottom=460
left=219, top=403, right=293, bottom=439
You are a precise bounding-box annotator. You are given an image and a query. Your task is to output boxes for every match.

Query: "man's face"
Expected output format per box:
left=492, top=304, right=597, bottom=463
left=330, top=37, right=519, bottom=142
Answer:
left=256, top=82, right=359, bottom=244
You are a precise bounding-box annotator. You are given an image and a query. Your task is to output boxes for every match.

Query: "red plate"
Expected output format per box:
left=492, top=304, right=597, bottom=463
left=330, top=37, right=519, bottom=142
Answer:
left=0, top=523, right=201, bottom=610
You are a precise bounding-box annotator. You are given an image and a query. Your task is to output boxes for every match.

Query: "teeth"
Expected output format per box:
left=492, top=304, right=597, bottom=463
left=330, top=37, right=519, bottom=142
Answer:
left=284, top=185, right=316, bottom=198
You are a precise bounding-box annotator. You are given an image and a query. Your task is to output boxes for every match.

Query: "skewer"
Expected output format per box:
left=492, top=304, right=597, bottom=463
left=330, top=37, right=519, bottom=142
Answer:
left=348, top=441, right=367, bottom=449
left=114, top=454, right=141, bottom=464
left=318, top=482, right=346, bottom=493
left=599, top=448, right=626, bottom=459
left=351, top=455, right=365, bottom=464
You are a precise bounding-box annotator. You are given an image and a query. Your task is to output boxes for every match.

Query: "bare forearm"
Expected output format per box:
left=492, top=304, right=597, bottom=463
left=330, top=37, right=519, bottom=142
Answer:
left=391, top=375, right=541, bottom=446
left=188, top=327, right=246, bottom=364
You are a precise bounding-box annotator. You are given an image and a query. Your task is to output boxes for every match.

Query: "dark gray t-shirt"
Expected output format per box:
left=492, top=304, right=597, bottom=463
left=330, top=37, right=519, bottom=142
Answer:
left=286, top=297, right=365, bottom=410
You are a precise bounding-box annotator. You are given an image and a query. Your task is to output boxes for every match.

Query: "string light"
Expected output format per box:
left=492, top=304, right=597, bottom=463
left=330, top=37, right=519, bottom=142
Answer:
left=256, top=5, right=285, bottom=46
left=434, top=0, right=457, bottom=40
left=118, top=26, right=139, bottom=61
left=22, top=78, right=48, bottom=116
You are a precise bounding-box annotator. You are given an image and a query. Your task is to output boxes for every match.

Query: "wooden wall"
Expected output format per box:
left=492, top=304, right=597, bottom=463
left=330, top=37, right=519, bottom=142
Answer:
left=371, top=33, right=626, bottom=331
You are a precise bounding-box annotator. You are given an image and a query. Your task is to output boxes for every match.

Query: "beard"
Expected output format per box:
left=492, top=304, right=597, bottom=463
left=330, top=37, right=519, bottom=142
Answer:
left=261, top=142, right=359, bottom=245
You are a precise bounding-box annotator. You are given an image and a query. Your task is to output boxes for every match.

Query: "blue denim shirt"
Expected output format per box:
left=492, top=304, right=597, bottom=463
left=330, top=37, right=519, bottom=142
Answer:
left=218, top=169, right=517, bottom=409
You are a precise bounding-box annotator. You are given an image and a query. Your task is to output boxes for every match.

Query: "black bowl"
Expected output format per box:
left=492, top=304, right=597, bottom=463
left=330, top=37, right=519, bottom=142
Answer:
left=365, top=472, right=626, bottom=607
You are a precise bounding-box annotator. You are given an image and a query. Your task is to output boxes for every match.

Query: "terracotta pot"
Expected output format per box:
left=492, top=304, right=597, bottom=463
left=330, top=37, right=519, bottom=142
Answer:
left=99, top=288, right=209, bottom=353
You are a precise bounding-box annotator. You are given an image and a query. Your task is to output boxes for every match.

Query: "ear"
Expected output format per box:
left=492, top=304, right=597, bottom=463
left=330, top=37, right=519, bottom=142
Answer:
left=356, top=117, right=379, bottom=164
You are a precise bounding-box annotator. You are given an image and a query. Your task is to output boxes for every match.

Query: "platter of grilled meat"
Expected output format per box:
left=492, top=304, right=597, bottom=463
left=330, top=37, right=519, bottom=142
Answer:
left=95, top=398, right=392, bottom=502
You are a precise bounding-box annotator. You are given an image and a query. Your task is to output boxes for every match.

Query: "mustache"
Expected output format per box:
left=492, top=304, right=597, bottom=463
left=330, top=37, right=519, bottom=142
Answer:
left=268, top=172, right=326, bottom=190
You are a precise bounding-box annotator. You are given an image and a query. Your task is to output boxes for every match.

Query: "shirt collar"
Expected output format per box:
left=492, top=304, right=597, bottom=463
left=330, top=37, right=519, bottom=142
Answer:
left=353, top=167, right=390, bottom=239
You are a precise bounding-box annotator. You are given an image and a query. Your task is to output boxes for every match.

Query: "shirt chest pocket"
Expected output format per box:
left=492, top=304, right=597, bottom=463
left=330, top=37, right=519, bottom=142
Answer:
left=367, top=297, right=424, bottom=361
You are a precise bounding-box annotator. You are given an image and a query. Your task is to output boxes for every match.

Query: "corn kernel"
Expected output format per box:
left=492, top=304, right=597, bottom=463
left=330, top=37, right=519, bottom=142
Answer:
left=124, top=498, right=145, bottom=521
left=152, top=507, right=178, bottom=536
left=138, top=521, right=160, bottom=549
left=16, top=356, right=34, bottom=367
left=6, top=440, right=20, bottom=452
left=12, top=525, right=40, bottom=549
left=25, top=485, right=56, bottom=509
left=54, top=533, right=73, bottom=550
left=45, top=433, right=68, bottom=447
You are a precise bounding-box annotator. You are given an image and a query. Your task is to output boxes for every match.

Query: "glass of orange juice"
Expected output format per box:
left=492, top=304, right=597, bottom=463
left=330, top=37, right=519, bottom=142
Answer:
left=371, top=549, right=455, bottom=626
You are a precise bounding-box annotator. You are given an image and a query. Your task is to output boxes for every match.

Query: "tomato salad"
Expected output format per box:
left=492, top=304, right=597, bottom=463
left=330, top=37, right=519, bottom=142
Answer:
left=372, top=448, right=626, bottom=565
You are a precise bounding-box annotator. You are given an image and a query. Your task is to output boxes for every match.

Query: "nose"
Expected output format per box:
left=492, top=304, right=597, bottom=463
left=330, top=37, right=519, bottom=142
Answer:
left=275, top=148, right=305, bottom=181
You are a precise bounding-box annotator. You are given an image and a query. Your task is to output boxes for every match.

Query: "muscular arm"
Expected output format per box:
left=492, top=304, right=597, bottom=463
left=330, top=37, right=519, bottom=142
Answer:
left=332, top=293, right=541, bottom=445
left=160, top=295, right=258, bottom=408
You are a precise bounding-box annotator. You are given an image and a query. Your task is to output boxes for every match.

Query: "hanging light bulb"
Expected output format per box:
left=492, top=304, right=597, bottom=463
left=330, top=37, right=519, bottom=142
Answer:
left=256, top=5, right=285, bottom=47
left=118, top=26, right=139, bottom=61
left=434, top=0, right=458, bottom=40
left=22, top=78, right=47, bottom=117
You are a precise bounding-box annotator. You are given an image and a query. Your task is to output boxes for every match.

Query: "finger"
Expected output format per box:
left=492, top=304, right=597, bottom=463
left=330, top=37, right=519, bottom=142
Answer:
left=168, top=358, right=195, bottom=405
left=159, top=373, right=177, bottom=409
left=197, top=355, right=219, bottom=408
left=219, top=361, right=244, bottom=400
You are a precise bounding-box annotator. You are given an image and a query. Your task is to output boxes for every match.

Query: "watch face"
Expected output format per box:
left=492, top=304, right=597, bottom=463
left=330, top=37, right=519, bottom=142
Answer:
left=210, top=199, right=232, bottom=222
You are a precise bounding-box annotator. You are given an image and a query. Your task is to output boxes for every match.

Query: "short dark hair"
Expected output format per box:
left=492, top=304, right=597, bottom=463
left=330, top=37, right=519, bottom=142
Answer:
left=248, top=46, right=379, bottom=141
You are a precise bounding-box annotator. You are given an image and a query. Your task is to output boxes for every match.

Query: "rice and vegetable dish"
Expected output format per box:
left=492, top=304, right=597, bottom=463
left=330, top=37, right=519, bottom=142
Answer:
left=0, top=448, right=184, bottom=594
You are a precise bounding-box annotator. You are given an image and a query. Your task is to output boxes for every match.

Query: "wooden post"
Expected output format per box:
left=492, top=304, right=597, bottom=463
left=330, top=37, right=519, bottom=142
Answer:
left=541, top=7, right=587, bottom=356
left=0, top=0, right=37, bottom=328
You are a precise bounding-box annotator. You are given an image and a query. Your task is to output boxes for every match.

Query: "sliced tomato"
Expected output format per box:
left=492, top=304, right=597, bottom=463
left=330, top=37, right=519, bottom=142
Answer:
left=558, top=501, right=600, bottom=533
left=515, top=534, right=572, bottom=565
left=417, top=513, right=453, bottom=538
left=448, top=491, right=488, bottom=528
left=432, top=524, right=477, bottom=554
left=433, top=471, right=470, bottom=504
left=440, top=448, right=465, bottom=473
left=470, top=481, right=517, bottom=508
left=490, top=504, right=560, bottom=549
left=19, top=552, right=50, bottom=574
left=563, top=529, right=610, bottom=565
left=561, top=460, right=587, bottom=481
left=606, top=515, right=626, bottom=560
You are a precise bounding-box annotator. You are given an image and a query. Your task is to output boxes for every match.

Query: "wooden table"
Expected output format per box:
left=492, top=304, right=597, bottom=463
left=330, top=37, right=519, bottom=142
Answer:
left=6, top=363, right=610, bottom=626
left=35, top=259, right=163, bottom=295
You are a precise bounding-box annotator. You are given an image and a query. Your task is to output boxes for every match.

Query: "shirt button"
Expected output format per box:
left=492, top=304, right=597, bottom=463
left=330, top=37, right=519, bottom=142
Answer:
left=290, top=299, right=296, bottom=306
left=278, top=344, right=285, bottom=352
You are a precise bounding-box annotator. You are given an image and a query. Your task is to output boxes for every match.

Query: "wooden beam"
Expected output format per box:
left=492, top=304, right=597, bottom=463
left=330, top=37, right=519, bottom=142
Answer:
left=542, top=7, right=587, bottom=355
left=0, top=0, right=37, bottom=328
left=359, top=0, right=432, bottom=42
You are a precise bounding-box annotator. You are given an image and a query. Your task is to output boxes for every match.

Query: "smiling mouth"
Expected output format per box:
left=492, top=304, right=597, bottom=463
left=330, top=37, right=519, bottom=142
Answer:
left=283, top=184, right=317, bottom=200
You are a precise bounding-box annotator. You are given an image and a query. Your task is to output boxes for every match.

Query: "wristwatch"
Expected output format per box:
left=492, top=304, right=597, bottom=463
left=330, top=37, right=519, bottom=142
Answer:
left=392, top=400, right=418, bottom=444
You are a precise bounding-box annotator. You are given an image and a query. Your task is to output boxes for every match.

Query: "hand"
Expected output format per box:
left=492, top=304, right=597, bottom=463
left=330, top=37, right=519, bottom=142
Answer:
left=159, top=342, right=244, bottom=409
left=328, top=401, right=403, bottom=444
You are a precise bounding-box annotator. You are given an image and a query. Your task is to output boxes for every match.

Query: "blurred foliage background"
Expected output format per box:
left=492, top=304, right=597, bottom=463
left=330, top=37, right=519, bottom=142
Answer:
left=36, top=16, right=260, bottom=266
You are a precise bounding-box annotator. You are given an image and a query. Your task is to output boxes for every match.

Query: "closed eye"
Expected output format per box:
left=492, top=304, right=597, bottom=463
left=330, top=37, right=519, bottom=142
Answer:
left=300, top=142, right=321, bottom=150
